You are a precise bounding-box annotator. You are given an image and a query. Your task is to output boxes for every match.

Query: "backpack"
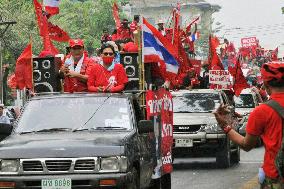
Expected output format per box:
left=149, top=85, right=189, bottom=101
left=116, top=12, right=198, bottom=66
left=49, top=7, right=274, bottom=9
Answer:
left=265, top=100, right=284, bottom=179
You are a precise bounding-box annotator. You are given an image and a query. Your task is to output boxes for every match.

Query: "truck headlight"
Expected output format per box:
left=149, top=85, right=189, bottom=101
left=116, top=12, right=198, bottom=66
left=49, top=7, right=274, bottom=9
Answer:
left=100, top=157, right=119, bottom=171
left=0, top=160, right=19, bottom=172
left=202, top=124, right=223, bottom=133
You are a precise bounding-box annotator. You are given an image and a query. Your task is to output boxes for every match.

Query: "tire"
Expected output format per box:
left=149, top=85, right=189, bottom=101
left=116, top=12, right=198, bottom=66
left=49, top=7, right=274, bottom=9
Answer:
left=216, top=138, right=231, bottom=168
left=161, top=173, right=171, bottom=189
left=126, top=168, right=139, bottom=189
left=231, top=145, right=240, bottom=164
left=149, top=173, right=171, bottom=189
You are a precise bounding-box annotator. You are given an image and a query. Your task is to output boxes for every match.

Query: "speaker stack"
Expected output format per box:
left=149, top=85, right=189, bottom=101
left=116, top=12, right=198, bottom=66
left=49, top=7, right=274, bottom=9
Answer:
left=32, top=57, right=61, bottom=93
left=120, top=53, right=140, bottom=90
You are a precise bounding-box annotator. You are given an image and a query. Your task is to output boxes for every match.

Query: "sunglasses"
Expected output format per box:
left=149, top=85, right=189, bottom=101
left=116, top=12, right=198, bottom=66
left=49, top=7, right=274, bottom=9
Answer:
left=103, top=52, right=114, bottom=56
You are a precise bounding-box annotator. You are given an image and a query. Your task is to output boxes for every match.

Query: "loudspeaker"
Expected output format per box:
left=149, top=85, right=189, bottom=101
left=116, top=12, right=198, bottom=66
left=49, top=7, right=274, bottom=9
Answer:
left=33, top=57, right=61, bottom=93
left=120, top=53, right=140, bottom=90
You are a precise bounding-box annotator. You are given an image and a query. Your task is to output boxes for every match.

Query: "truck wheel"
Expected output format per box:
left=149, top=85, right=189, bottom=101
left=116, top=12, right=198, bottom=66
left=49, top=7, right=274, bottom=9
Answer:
left=161, top=173, right=171, bottom=189
left=231, top=145, right=240, bottom=164
left=216, top=138, right=231, bottom=168
left=149, top=174, right=171, bottom=189
left=126, top=168, right=139, bottom=189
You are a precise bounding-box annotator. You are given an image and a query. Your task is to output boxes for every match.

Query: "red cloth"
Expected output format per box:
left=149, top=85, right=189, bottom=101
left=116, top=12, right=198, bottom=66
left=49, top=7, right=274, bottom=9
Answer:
left=261, top=62, right=284, bottom=82
left=208, top=35, right=224, bottom=70
left=246, top=92, right=284, bottom=179
left=48, top=22, right=70, bottom=42
left=7, top=73, right=17, bottom=89
left=88, top=64, right=128, bottom=93
left=63, top=56, right=94, bottom=93
left=123, top=42, right=138, bottom=52
left=228, top=57, right=249, bottom=96
left=15, top=43, right=33, bottom=90
left=111, top=34, right=118, bottom=41
left=112, top=2, right=121, bottom=28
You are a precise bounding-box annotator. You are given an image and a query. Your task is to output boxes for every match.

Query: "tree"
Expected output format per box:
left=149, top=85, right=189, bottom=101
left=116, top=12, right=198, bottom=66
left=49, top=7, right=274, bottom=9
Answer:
left=0, top=0, right=124, bottom=104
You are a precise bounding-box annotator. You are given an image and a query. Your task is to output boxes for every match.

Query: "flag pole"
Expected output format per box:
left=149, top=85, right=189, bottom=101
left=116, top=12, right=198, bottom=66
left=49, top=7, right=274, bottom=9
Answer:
left=30, top=36, right=34, bottom=93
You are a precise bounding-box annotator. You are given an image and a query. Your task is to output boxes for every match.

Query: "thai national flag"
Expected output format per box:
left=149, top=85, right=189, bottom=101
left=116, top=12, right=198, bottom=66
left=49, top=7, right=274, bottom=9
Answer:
left=142, top=18, right=179, bottom=75
left=43, top=0, right=60, bottom=16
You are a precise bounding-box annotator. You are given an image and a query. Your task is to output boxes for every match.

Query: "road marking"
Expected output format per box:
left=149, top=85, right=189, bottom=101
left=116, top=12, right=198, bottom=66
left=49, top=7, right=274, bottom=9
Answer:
left=239, top=175, right=259, bottom=189
left=240, top=161, right=263, bottom=164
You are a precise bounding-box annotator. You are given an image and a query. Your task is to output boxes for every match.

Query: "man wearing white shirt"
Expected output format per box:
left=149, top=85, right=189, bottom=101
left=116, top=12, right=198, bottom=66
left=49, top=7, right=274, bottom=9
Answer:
left=0, top=104, right=10, bottom=124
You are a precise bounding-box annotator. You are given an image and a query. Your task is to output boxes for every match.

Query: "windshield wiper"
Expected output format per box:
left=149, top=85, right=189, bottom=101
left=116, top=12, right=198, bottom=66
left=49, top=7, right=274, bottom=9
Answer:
left=72, top=96, right=111, bottom=132
left=20, top=128, right=72, bottom=134
left=95, top=126, right=127, bottom=130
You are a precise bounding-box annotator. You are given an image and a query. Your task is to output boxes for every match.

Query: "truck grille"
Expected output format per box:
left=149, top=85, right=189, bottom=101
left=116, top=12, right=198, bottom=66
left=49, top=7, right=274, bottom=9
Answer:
left=74, top=159, right=95, bottom=171
left=21, top=158, right=97, bottom=174
left=22, top=161, right=43, bottom=172
left=174, top=124, right=204, bottom=133
left=45, top=160, right=72, bottom=171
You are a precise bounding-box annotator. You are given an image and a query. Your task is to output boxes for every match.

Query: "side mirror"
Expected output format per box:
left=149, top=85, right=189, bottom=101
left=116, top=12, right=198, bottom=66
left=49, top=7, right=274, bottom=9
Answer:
left=138, top=120, right=154, bottom=134
left=0, top=123, right=13, bottom=141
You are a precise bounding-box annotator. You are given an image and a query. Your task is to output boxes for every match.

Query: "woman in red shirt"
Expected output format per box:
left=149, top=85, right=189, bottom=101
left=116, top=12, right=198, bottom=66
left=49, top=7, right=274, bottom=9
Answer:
left=88, top=44, right=128, bottom=93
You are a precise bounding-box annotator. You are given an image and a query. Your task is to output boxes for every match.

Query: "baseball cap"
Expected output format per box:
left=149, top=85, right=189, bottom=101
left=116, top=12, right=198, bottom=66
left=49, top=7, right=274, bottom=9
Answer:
left=69, top=39, right=84, bottom=48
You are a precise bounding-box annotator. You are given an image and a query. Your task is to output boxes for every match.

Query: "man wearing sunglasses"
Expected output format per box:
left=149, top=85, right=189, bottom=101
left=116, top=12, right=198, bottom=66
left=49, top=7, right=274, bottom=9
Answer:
left=61, top=39, right=94, bottom=93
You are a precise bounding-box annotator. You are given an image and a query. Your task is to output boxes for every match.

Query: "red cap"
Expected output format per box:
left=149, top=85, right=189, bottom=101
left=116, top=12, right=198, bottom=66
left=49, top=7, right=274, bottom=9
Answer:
left=69, top=39, right=84, bottom=48
left=261, top=62, right=284, bottom=82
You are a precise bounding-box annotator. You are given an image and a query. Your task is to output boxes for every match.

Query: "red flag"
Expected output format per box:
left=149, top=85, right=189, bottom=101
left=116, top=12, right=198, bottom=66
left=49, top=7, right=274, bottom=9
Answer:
left=15, top=43, right=33, bottom=90
left=208, top=35, right=224, bottom=70
left=34, top=0, right=59, bottom=56
left=48, top=22, right=70, bottom=42
left=33, top=0, right=49, bottom=37
left=112, top=2, right=121, bottom=28
left=7, top=73, right=17, bottom=89
left=43, top=0, right=60, bottom=16
left=186, top=17, right=200, bottom=33
left=229, top=57, right=249, bottom=96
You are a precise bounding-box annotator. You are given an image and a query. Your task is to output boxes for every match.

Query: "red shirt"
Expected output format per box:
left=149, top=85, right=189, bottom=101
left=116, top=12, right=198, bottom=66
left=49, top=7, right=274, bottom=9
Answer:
left=246, top=92, right=284, bottom=179
left=123, top=42, right=138, bottom=52
left=88, top=64, right=128, bottom=93
left=117, top=27, right=132, bottom=40
left=63, top=55, right=94, bottom=93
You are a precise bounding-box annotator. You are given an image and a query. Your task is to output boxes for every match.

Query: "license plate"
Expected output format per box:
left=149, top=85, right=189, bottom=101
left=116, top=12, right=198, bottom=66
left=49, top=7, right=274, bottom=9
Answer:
left=41, top=178, right=71, bottom=189
left=175, top=139, right=193, bottom=147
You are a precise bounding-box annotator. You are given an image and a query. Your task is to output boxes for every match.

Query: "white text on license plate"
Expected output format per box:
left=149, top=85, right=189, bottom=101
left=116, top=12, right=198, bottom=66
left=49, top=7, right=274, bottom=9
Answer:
left=41, top=178, right=71, bottom=189
left=175, top=139, right=193, bottom=147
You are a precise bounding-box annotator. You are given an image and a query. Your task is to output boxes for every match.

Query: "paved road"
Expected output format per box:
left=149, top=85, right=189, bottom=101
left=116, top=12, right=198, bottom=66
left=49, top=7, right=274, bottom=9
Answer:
left=172, top=146, right=264, bottom=189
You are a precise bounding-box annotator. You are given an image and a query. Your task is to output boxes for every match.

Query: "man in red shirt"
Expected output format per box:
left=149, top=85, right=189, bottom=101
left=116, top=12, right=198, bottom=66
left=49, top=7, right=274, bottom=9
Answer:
left=117, top=19, right=132, bottom=41
left=214, top=62, right=284, bottom=188
left=61, top=39, right=94, bottom=92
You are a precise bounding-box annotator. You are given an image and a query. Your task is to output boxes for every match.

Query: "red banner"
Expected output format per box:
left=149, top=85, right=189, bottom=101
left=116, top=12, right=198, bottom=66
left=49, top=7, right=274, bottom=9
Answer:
left=146, top=88, right=173, bottom=175
left=241, top=37, right=257, bottom=48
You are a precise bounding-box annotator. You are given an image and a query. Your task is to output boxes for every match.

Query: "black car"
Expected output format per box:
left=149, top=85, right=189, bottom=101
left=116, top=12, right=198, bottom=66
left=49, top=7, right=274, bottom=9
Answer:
left=0, top=93, right=171, bottom=189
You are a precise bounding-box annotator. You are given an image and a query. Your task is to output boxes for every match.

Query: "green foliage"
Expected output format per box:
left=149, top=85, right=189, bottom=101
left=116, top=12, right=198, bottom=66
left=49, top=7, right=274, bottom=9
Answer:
left=0, top=0, right=124, bottom=104
left=0, top=0, right=122, bottom=61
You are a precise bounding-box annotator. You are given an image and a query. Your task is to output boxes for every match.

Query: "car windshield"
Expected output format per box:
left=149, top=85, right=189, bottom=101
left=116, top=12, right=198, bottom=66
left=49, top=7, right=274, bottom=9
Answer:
left=15, top=96, right=132, bottom=133
left=234, top=94, right=255, bottom=108
left=173, top=93, right=221, bottom=113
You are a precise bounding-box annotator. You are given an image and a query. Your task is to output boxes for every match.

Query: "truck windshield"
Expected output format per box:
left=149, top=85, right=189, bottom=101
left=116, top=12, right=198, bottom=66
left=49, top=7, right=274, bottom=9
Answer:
left=173, top=93, right=220, bottom=113
left=234, top=94, right=255, bottom=108
left=15, top=97, right=132, bottom=133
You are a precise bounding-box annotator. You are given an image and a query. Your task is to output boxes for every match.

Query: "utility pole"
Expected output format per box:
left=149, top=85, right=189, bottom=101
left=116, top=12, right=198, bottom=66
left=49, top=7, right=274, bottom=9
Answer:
left=0, top=16, right=16, bottom=104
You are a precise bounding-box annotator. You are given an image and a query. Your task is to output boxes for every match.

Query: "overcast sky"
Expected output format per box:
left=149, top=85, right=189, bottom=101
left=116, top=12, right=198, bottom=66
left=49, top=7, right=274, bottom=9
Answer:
left=207, top=0, right=284, bottom=57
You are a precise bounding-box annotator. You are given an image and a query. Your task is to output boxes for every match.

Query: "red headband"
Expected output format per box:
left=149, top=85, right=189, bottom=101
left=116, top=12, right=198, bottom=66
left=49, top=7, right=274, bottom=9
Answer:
left=261, top=62, right=284, bottom=82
